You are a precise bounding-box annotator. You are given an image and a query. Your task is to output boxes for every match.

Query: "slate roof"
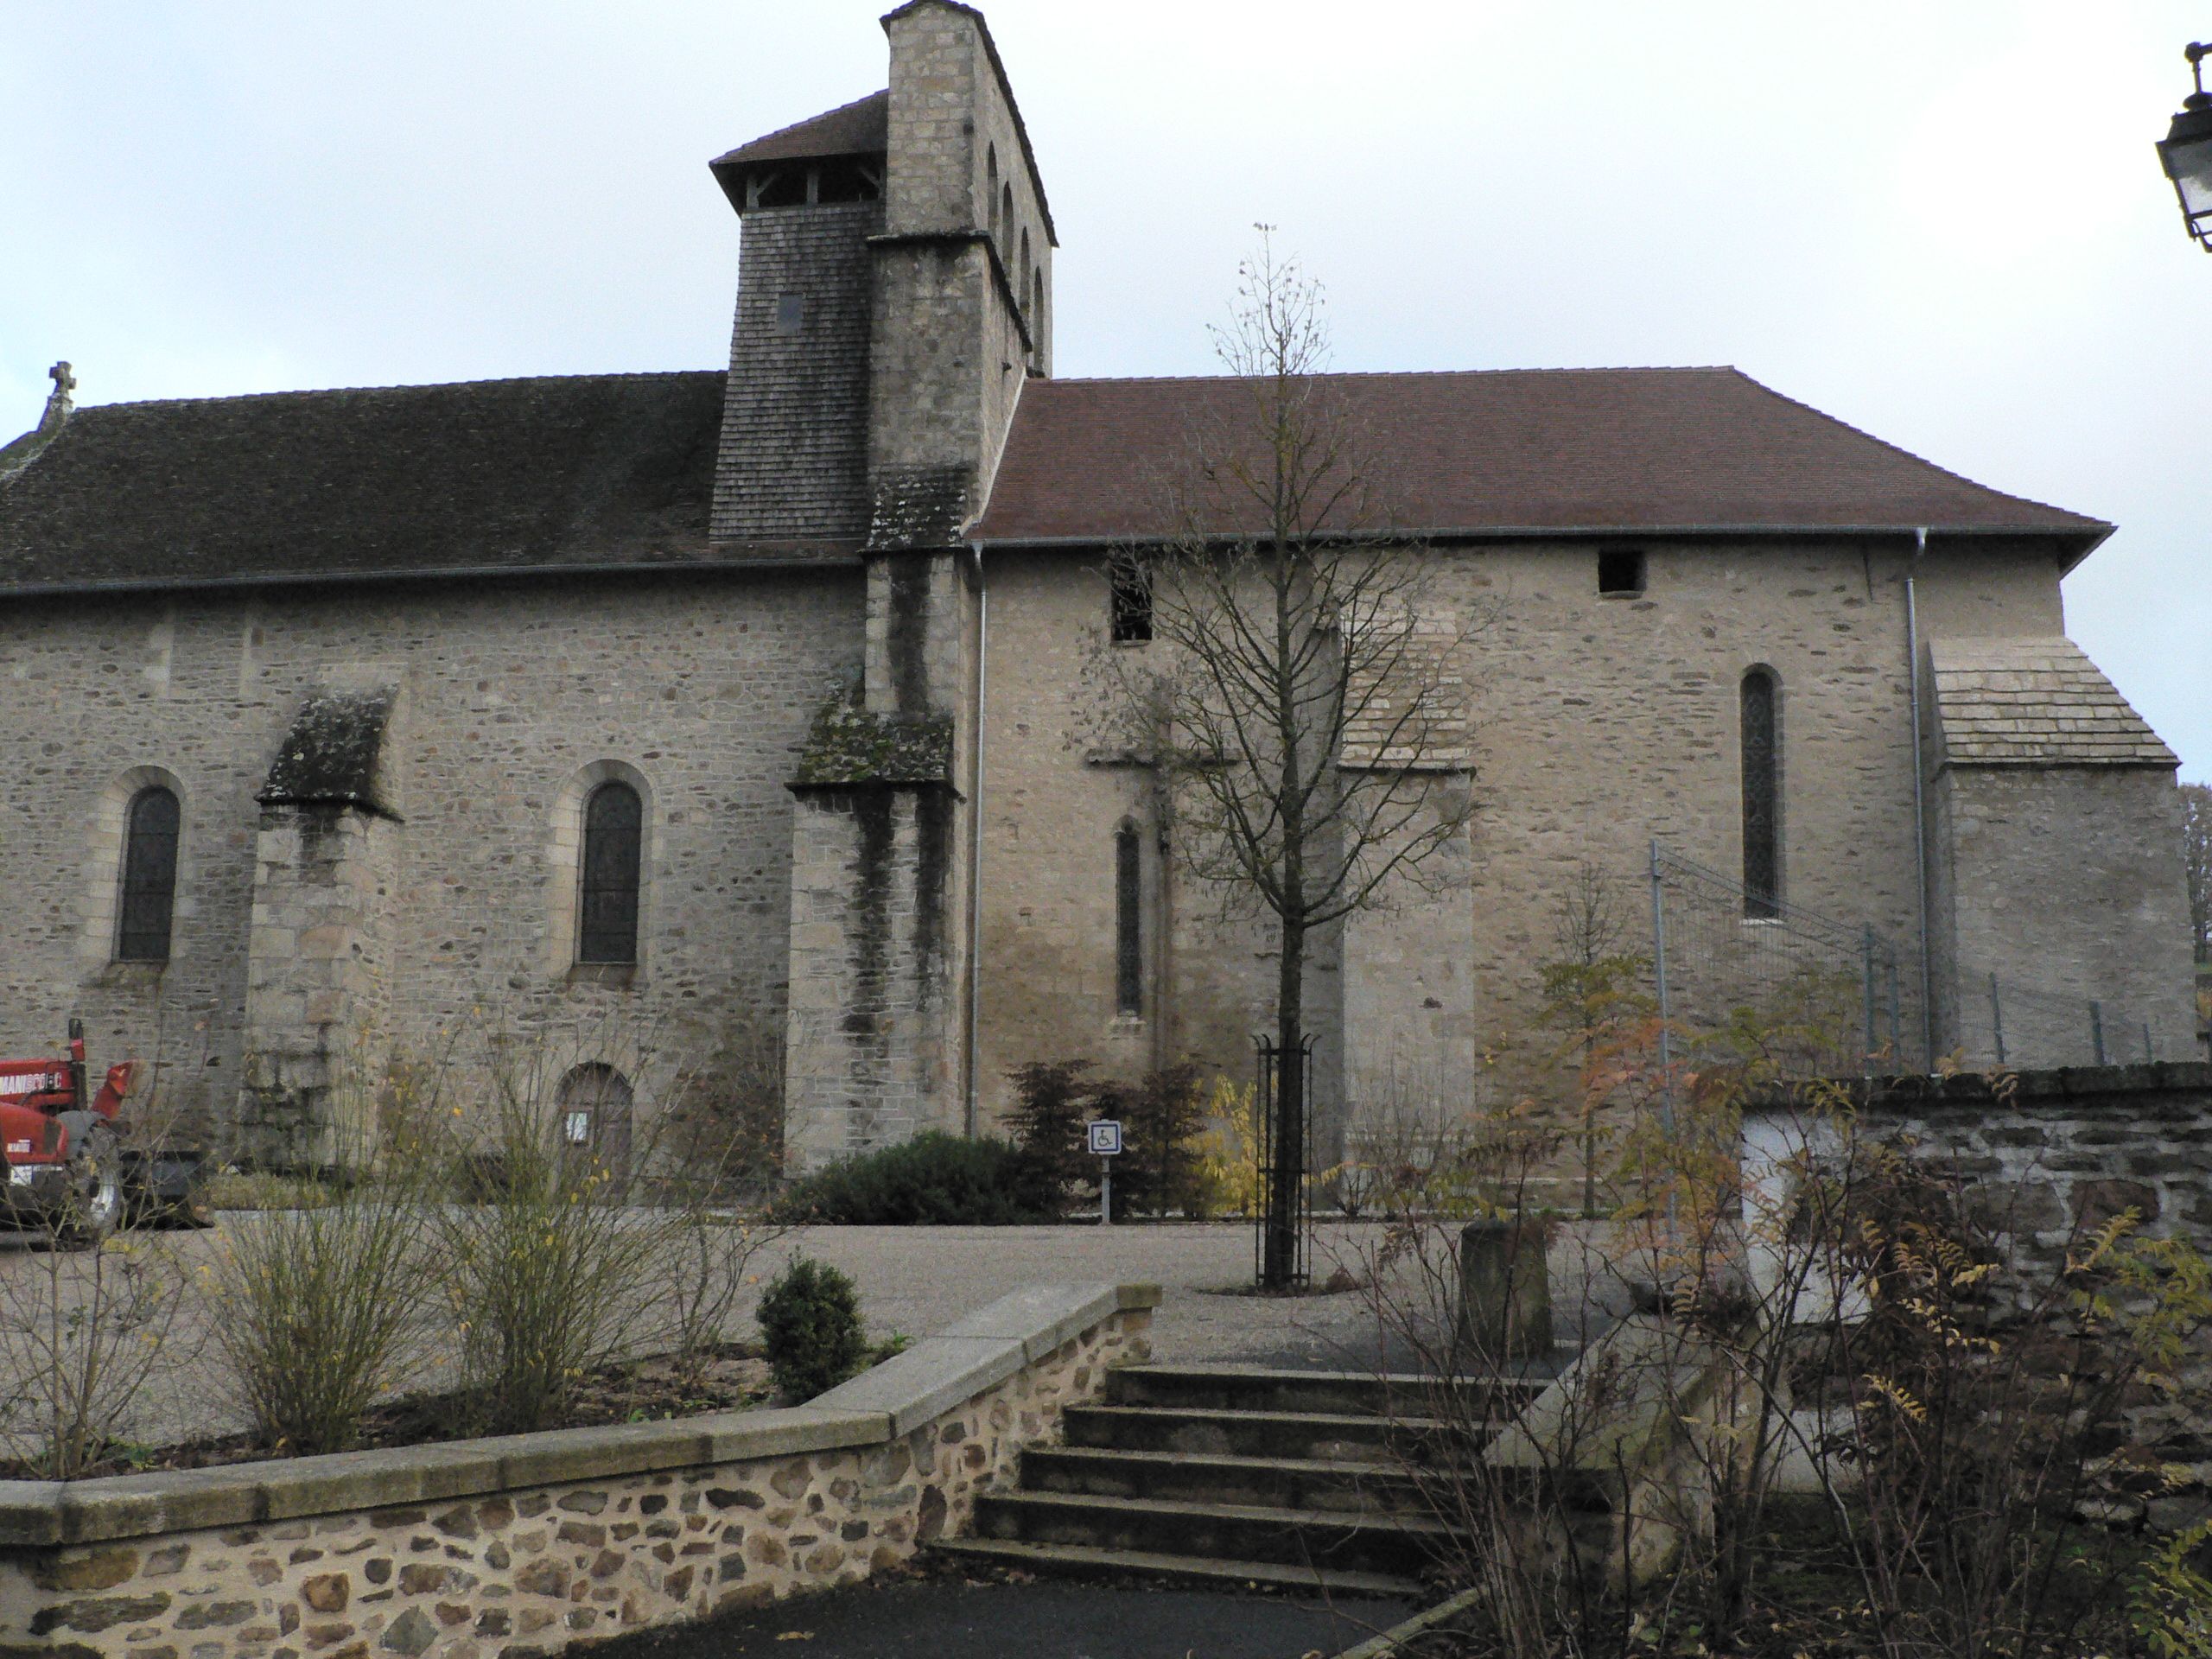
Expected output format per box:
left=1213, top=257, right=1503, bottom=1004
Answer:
left=0, top=372, right=741, bottom=593
left=1929, top=638, right=2176, bottom=768
left=710, top=90, right=888, bottom=169
left=971, top=369, right=2109, bottom=556
left=0, top=363, right=2110, bottom=596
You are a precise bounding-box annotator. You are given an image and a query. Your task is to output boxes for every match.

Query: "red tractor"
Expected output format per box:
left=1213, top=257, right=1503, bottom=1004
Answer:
left=0, top=1020, right=204, bottom=1245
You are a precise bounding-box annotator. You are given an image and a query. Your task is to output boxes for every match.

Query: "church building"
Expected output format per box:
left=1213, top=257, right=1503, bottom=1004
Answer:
left=0, top=2, right=2194, bottom=1173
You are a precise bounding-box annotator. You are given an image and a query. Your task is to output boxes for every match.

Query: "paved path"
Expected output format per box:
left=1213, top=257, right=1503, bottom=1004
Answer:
left=0, top=1215, right=1631, bottom=1451
left=582, top=1578, right=1417, bottom=1659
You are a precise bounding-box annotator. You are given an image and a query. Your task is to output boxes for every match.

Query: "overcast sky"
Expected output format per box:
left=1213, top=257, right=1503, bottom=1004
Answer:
left=3, top=3, right=2204, bottom=779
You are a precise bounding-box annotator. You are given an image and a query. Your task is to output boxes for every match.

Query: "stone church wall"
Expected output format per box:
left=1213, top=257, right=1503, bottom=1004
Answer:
left=970, top=534, right=2090, bottom=1144
left=0, top=569, right=860, bottom=1156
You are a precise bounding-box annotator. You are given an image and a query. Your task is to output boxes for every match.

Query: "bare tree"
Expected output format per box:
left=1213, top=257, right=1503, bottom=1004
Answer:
left=1096, top=232, right=1478, bottom=1287
left=2183, top=781, right=2210, bottom=964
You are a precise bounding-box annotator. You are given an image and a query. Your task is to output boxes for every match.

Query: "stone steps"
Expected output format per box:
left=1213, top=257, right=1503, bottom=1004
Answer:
left=1021, top=1445, right=1430, bottom=1512
left=934, top=1363, right=1507, bottom=1595
left=971, top=1488, right=1451, bottom=1578
left=1060, top=1402, right=1444, bottom=1462
left=1104, top=1363, right=1541, bottom=1418
left=931, top=1536, right=1426, bottom=1599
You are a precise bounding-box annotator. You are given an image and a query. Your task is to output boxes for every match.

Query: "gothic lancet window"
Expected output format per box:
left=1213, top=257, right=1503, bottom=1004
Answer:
left=1115, top=823, right=1142, bottom=1018
left=117, top=785, right=180, bottom=963
left=579, top=781, right=643, bottom=963
left=1740, top=668, right=1782, bottom=918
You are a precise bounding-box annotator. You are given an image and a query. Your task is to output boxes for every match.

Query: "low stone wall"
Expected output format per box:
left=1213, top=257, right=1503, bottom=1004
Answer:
left=1746, top=1064, right=2212, bottom=1528
left=1845, top=1062, right=2212, bottom=1268
left=0, top=1281, right=1159, bottom=1659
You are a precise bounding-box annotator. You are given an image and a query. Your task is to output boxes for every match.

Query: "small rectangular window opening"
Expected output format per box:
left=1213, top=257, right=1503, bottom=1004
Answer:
left=1598, top=549, right=1646, bottom=595
left=775, top=294, right=805, bottom=334
left=1109, top=556, right=1153, bottom=644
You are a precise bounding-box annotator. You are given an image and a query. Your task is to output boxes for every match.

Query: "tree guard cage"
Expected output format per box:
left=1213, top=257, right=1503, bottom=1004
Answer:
left=1254, top=1035, right=1315, bottom=1289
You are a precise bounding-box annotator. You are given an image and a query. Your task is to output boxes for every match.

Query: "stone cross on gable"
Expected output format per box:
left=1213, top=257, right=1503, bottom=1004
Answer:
left=37, top=361, right=75, bottom=434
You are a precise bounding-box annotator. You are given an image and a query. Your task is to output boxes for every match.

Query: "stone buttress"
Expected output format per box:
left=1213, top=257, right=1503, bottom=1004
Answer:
left=238, top=690, right=403, bottom=1167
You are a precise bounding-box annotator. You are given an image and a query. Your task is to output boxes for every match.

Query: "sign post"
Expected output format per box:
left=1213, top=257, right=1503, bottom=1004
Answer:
left=1087, top=1119, right=1122, bottom=1226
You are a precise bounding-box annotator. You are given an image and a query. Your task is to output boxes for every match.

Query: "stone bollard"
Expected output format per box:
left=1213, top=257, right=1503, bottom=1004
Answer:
left=1458, top=1217, right=1554, bottom=1363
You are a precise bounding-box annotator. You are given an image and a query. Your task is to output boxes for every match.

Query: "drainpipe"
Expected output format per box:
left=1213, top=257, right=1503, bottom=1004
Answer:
left=1905, top=528, right=1935, bottom=1071
left=963, top=543, right=988, bottom=1137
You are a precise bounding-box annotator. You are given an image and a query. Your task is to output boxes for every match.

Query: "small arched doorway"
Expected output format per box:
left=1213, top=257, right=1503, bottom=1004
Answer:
left=556, top=1064, right=633, bottom=1191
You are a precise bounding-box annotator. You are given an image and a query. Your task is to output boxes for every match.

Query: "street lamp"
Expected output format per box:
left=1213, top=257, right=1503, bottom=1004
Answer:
left=2157, top=42, right=2212, bottom=251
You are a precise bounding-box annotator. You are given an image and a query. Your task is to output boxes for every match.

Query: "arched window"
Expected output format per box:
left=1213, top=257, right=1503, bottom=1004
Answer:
left=1031, top=268, right=1045, bottom=334
left=986, top=145, right=1000, bottom=243
left=1740, top=668, right=1782, bottom=918
left=117, top=785, right=180, bottom=962
left=556, top=1064, right=633, bottom=1189
left=1019, top=227, right=1032, bottom=307
left=578, top=780, right=643, bottom=963
left=1115, top=822, right=1142, bottom=1018
left=1001, top=184, right=1014, bottom=254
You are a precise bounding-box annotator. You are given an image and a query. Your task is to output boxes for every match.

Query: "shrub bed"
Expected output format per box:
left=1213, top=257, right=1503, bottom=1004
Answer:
left=771, top=1132, right=1058, bottom=1224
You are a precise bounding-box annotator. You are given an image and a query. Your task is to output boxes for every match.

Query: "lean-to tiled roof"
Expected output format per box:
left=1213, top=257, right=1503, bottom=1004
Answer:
left=972, top=368, right=2109, bottom=555
left=709, top=90, right=889, bottom=169
left=1929, top=638, right=2177, bottom=768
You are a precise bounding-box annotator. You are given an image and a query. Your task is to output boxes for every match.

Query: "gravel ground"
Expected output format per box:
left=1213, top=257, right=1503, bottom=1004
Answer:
left=0, top=1214, right=1634, bottom=1454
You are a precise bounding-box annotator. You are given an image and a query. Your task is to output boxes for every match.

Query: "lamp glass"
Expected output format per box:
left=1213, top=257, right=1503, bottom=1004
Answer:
left=2160, top=104, right=2212, bottom=242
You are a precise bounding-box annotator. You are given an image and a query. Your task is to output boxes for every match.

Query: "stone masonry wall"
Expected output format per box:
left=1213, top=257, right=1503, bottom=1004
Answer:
left=0, top=569, right=859, bottom=1155
left=783, top=783, right=962, bottom=1170
left=1848, top=1067, right=2212, bottom=1526
left=237, top=807, right=397, bottom=1168
left=1927, top=764, right=2197, bottom=1066
left=0, top=1295, right=1154, bottom=1659
left=971, top=534, right=2094, bottom=1141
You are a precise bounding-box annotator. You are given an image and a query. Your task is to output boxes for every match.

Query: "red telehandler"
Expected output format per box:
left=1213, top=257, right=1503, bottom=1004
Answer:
left=0, top=1020, right=206, bottom=1246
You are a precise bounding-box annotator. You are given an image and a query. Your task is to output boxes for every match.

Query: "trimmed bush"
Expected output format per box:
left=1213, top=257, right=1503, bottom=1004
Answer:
left=757, top=1256, right=868, bottom=1402
left=771, top=1132, right=1055, bottom=1225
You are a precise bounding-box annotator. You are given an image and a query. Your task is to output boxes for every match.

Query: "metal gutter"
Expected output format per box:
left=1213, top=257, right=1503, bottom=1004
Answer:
left=1906, top=528, right=1936, bottom=1071
left=971, top=522, right=2112, bottom=555
left=963, top=542, right=989, bottom=1138
left=0, top=555, right=867, bottom=604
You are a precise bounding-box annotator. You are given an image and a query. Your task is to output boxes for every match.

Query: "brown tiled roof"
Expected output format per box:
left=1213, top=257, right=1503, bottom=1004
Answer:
left=971, top=369, right=2109, bottom=551
left=0, top=372, right=747, bottom=593
left=711, top=91, right=888, bottom=169
left=1929, top=639, right=2177, bottom=768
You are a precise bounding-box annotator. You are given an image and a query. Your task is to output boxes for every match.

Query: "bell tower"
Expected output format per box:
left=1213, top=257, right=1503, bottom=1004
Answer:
left=720, top=1, right=1055, bottom=1168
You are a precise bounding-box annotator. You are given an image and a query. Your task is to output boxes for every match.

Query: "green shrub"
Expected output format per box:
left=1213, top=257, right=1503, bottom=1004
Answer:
left=214, top=1176, right=427, bottom=1455
left=771, top=1133, right=1053, bottom=1224
left=757, top=1256, right=868, bottom=1402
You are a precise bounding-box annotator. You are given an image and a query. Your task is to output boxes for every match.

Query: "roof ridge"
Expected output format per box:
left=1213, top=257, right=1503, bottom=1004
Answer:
left=1038, top=365, right=1740, bottom=389
left=63, top=369, right=725, bottom=416
left=1724, top=370, right=2107, bottom=531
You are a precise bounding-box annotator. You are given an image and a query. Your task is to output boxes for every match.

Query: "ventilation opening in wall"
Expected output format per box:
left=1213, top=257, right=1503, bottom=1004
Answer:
left=1109, top=555, right=1154, bottom=644
left=1598, top=549, right=1646, bottom=595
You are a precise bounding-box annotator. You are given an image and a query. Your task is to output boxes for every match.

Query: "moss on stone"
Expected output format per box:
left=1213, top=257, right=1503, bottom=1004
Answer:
left=791, top=689, right=952, bottom=787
